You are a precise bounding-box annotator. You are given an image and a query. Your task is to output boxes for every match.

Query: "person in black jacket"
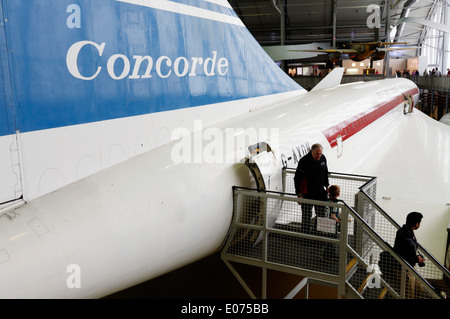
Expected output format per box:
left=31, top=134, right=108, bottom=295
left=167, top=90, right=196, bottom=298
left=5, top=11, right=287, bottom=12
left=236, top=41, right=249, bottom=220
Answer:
left=394, top=212, right=424, bottom=267
left=393, top=211, right=425, bottom=298
left=294, top=143, right=329, bottom=234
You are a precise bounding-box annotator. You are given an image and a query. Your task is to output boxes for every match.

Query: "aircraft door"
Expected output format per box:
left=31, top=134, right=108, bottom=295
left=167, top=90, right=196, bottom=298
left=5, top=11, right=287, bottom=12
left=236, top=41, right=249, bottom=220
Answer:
left=0, top=6, right=22, bottom=204
left=244, top=142, right=283, bottom=245
left=245, top=142, right=282, bottom=192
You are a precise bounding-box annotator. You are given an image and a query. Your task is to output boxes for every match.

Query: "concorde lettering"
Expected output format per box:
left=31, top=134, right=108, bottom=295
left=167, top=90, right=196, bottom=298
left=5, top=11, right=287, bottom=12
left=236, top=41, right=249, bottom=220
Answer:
left=66, top=41, right=229, bottom=80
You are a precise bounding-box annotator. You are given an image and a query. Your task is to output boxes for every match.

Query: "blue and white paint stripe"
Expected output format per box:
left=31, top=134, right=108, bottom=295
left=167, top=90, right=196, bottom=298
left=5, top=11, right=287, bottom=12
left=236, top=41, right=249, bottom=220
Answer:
left=115, top=0, right=244, bottom=26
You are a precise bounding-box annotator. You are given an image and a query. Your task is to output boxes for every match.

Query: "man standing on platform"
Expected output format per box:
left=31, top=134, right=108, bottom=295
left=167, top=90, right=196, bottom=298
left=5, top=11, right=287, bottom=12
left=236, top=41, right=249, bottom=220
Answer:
left=294, top=143, right=329, bottom=234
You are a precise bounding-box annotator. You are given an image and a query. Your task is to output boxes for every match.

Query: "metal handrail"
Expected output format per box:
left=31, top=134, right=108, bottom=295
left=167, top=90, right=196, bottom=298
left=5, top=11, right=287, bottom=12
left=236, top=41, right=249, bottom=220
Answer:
left=341, top=200, right=442, bottom=299
left=359, top=189, right=450, bottom=281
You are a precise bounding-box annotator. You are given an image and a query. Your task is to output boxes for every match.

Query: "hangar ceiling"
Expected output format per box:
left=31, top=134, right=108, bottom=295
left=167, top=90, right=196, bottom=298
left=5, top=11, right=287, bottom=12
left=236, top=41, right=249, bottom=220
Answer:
left=229, top=0, right=440, bottom=58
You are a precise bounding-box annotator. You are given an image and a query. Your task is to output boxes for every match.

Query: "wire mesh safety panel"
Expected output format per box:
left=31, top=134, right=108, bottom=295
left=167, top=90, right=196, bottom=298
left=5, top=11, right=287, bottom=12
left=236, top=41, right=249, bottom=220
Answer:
left=355, top=191, right=450, bottom=299
left=224, top=187, right=348, bottom=284
left=283, top=168, right=377, bottom=261
left=283, top=168, right=374, bottom=209
left=346, top=205, right=447, bottom=299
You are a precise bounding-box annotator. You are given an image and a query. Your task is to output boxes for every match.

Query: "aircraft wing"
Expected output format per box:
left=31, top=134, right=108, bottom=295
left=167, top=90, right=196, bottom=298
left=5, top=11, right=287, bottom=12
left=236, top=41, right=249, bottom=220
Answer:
left=350, top=42, right=408, bottom=45
left=377, top=47, right=420, bottom=51
left=287, top=42, right=411, bottom=54
left=397, top=17, right=450, bottom=35
left=311, top=67, right=345, bottom=91
left=352, top=110, right=450, bottom=262
left=263, top=43, right=332, bottom=60
left=288, top=48, right=358, bottom=54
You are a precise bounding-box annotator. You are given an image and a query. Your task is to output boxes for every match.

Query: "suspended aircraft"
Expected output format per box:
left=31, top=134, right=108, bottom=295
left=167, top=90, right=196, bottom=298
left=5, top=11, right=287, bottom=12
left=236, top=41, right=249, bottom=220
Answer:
left=289, top=41, right=416, bottom=67
left=0, top=0, right=449, bottom=298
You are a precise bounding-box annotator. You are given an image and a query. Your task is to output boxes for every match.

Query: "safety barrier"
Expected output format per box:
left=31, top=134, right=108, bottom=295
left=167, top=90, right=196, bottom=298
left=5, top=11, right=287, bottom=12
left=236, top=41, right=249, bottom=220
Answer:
left=221, top=169, right=449, bottom=299
left=416, top=76, right=450, bottom=93
left=356, top=189, right=450, bottom=299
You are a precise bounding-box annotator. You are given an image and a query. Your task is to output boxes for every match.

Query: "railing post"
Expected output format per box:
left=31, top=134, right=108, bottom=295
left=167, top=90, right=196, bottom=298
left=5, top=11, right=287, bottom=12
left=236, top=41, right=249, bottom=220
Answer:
left=262, top=191, right=268, bottom=299
left=354, top=191, right=365, bottom=257
left=400, top=267, right=407, bottom=298
left=262, top=267, right=267, bottom=299
left=338, top=206, right=349, bottom=298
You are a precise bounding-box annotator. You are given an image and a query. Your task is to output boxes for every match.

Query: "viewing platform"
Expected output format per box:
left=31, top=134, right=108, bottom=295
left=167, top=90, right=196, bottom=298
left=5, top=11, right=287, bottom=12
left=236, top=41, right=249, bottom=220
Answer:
left=221, top=169, right=450, bottom=299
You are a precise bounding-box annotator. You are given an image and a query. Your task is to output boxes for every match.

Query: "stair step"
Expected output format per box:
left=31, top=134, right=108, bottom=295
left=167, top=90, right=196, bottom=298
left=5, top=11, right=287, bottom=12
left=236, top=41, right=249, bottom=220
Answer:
left=378, top=287, right=388, bottom=299
left=346, top=258, right=357, bottom=274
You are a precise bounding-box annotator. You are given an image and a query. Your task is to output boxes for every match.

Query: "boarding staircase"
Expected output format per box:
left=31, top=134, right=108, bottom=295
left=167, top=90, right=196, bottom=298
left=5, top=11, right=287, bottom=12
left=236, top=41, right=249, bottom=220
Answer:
left=221, top=168, right=450, bottom=299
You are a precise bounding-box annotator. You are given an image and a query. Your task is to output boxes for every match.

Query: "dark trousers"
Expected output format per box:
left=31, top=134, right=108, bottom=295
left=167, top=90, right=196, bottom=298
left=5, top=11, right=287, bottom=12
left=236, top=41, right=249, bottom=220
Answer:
left=301, top=200, right=326, bottom=234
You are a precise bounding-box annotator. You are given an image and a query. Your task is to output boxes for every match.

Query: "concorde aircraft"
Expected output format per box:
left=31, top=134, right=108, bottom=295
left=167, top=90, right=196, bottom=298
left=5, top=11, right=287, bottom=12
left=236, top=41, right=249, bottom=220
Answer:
left=0, top=0, right=449, bottom=298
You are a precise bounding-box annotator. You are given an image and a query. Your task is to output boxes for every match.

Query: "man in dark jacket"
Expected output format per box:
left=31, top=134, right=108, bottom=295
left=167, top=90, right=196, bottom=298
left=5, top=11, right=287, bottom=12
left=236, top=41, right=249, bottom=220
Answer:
left=394, top=212, right=424, bottom=267
left=294, top=143, right=329, bottom=234
left=393, top=211, right=424, bottom=298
